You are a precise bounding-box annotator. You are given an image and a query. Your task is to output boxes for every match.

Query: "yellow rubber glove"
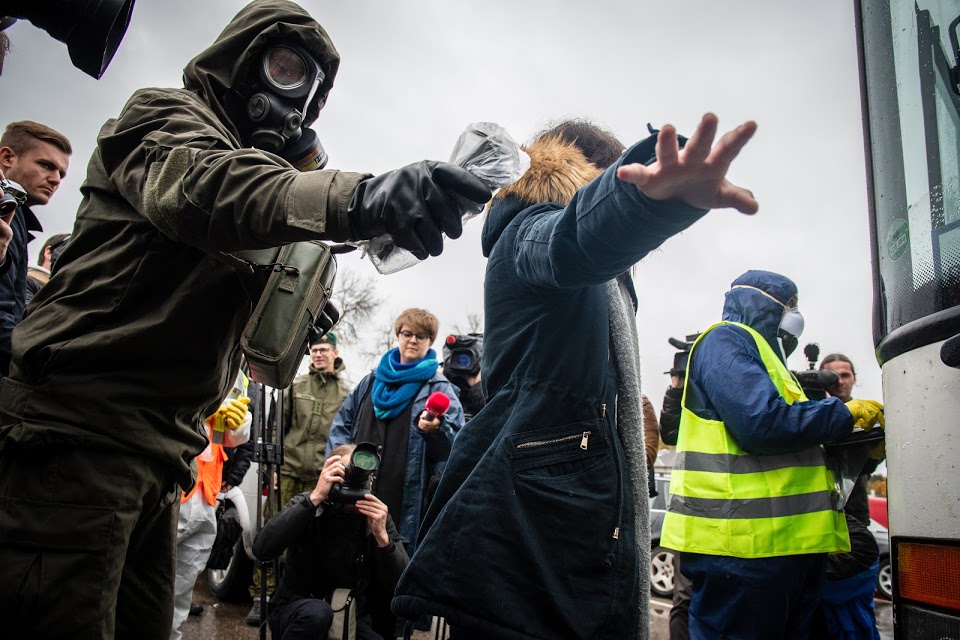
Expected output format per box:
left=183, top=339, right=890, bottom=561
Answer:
left=868, top=439, right=886, bottom=461
left=845, top=398, right=885, bottom=431
left=220, top=396, right=251, bottom=430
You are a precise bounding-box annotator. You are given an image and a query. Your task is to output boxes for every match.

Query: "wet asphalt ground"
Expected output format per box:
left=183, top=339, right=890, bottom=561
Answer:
left=182, top=573, right=893, bottom=640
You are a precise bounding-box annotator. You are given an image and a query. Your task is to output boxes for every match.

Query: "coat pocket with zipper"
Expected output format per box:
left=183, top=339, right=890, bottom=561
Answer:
left=507, top=419, right=609, bottom=479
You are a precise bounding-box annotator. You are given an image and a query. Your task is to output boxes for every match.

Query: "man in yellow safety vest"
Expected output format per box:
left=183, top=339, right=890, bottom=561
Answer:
left=660, top=270, right=883, bottom=639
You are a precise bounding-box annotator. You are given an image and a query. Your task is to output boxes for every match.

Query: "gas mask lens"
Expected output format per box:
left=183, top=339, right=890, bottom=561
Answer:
left=263, top=47, right=309, bottom=89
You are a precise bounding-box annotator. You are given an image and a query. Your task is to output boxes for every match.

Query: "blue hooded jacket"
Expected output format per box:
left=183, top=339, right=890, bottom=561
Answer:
left=683, top=270, right=854, bottom=455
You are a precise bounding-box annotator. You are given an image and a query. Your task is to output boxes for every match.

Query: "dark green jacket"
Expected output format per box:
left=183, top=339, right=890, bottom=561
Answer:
left=281, top=361, right=350, bottom=482
left=0, top=0, right=367, bottom=489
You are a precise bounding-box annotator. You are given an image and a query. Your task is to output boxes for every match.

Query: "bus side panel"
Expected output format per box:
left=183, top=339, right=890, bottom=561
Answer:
left=883, top=339, right=960, bottom=540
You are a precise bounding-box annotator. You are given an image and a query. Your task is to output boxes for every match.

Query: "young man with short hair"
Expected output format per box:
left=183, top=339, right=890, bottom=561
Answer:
left=0, top=120, right=71, bottom=375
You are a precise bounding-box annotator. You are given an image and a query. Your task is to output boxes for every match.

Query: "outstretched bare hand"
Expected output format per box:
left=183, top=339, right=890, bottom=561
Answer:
left=616, top=113, right=758, bottom=215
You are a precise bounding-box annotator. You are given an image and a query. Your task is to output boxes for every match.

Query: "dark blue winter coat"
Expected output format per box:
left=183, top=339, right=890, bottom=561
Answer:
left=0, top=204, right=41, bottom=377
left=393, top=134, right=706, bottom=639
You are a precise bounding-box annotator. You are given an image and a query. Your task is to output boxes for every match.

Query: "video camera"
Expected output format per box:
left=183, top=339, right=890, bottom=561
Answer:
left=442, top=333, right=483, bottom=380
left=0, top=177, right=27, bottom=216
left=665, top=333, right=700, bottom=378
left=792, top=343, right=839, bottom=401
left=328, top=442, right=380, bottom=505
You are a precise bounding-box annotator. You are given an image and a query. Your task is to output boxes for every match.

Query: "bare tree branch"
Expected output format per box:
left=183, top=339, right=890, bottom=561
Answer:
left=330, top=267, right=383, bottom=345
left=452, top=312, right=484, bottom=335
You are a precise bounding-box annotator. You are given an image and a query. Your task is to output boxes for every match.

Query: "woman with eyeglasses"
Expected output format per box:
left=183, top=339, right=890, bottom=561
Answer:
left=326, top=308, right=463, bottom=638
left=327, top=308, right=464, bottom=555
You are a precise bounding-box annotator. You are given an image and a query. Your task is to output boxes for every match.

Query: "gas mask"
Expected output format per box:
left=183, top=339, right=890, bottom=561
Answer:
left=246, top=45, right=328, bottom=172
left=778, top=307, right=805, bottom=359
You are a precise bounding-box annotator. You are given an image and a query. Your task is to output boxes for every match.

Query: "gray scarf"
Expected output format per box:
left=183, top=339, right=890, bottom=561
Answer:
left=606, top=274, right=651, bottom=640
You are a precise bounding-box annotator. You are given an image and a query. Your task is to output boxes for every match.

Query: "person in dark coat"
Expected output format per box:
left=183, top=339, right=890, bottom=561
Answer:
left=254, top=445, right=409, bottom=640
left=0, top=121, right=71, bottom=376
left=393, top=114, right=761, bottom=639
left=812, top=353, right=885, bottom=640
left=0, top=2, right=489, bottom=638
left=24, top=232, right=71, bottom=305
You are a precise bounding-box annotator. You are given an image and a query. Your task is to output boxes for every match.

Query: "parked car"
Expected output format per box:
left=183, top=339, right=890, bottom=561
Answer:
left=870, top=517, right=892, bottom=600
left=868, top=495, right=888, bottom=529
left=648, top=474, right=675, bottom=599
left=206, top=460, right=263, bottom=602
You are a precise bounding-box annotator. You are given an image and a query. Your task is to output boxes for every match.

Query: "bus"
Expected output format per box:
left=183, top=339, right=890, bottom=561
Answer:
left=855, top=0, right=960, bottom=636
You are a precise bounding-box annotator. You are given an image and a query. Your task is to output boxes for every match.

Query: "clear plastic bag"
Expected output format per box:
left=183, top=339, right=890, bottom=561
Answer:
left=357, top=122, right=530, bottom=274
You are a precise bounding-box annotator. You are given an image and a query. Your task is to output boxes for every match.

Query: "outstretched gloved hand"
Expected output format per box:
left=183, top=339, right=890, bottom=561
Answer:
left=845, top=398, right=885, bottom=431
left=347, top=161, right=492, bottom=260
left=218, top=396, right=251, bottom=430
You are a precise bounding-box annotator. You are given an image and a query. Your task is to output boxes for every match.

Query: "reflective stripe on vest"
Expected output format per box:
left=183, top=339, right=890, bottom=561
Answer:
left=660, top=321, right=850, bottom=558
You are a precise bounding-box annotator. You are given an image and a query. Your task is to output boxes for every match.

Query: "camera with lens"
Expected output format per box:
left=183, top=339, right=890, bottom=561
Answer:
left=442, top=333, right=483, bottom=380
left=665, top=333, right=700, bottom=378
left=0, top=178, right=27, bottom=216
left=792, top=343, right=839, bottom=401
left=328, top=442, right=381, bottom=505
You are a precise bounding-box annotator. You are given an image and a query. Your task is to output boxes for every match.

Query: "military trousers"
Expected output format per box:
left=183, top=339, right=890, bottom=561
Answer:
left=0, top=442, right=181, bottom=640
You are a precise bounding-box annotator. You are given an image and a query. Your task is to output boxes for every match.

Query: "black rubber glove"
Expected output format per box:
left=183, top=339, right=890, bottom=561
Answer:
left=347, top=161, right=492, bottom=259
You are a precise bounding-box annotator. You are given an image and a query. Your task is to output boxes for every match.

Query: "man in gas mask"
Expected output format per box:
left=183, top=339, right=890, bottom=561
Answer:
left=0, top=1, right=489, bottom=638
left=659, top=270, right=883, bottom=639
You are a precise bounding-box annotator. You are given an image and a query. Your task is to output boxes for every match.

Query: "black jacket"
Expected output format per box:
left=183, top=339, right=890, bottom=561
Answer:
left=659, top=386, right=683, bottom=446
left=222, top=440, right=254, bottom=488
left=0, top=204, right=41, bottom=377
left=222, top=380, right=261, bottom=488
left=253, top=492, right=408, bottom=615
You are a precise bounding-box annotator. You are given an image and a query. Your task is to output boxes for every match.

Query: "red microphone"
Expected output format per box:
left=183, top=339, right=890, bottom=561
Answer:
left=425, top=391, right=451, bottom=419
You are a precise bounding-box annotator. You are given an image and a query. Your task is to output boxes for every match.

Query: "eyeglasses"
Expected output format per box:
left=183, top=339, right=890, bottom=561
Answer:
left=311, top=346, right=334, bottom=354
left=399, top=331, right=429, bottom=342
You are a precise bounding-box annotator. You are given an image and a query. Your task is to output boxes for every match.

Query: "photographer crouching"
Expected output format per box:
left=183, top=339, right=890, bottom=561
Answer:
left=253, top=443, right=408, bottom=640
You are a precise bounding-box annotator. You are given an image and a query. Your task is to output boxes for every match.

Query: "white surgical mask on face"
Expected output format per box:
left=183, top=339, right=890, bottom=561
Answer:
left=778, top=307, right=804, bottom=359
left=779, top=307, right=804, bottom=338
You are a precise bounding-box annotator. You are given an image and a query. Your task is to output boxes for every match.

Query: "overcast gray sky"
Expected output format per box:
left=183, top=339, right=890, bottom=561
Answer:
left=0, top=0, right=883, bottom=402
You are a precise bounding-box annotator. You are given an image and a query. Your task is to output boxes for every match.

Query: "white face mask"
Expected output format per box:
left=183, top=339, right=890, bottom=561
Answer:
left=778, top=307, right=804, bottom=359
left=779, top=307, right=805, bottom=338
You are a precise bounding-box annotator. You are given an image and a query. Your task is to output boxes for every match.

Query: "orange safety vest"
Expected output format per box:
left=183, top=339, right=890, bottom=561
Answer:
left=181, top=419, right=230, bottom=506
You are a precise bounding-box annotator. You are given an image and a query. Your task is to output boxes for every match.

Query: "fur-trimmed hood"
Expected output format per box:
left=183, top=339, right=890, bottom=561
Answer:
left=481, top=135, right=601, bottom=257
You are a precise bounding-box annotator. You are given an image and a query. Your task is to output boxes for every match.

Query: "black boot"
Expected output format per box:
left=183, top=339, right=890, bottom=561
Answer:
left=245, top=600, right=263, bottom=627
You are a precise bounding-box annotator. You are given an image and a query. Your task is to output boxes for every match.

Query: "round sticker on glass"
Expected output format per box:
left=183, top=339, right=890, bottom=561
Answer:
left=885, top=218, right=909, bottom=262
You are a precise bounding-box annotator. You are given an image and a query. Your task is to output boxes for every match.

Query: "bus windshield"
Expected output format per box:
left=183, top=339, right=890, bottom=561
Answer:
left=860, top=1, right=960, bottom=344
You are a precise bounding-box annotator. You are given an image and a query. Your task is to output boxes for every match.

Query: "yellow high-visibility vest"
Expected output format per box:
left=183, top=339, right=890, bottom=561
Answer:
left=660, top=321, right=850, bottom=558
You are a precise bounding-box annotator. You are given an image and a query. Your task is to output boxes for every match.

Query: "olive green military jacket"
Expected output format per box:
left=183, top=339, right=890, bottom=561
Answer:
left=0, top=0, right=368, bottom=489
left=281, top=361, right=350, bottom=482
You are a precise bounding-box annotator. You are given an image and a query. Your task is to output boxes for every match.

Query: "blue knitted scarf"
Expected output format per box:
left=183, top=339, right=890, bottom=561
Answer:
left=371, top=348, right=438, bottom=420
